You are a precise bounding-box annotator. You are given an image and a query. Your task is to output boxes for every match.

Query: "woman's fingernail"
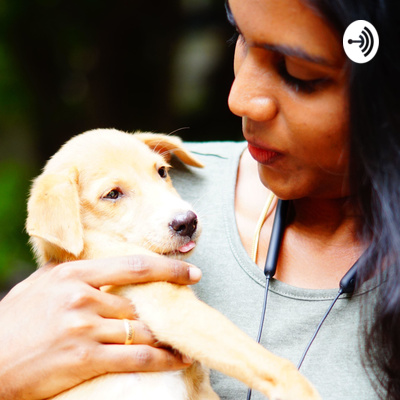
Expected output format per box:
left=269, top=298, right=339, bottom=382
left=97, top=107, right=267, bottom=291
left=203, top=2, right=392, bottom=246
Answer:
left=182, top=354, right=193, bottom=364
left=189, top=267, right=202, bottom=282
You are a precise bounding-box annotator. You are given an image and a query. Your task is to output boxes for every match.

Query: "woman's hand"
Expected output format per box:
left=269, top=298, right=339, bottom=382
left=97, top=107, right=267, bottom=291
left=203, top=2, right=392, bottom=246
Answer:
left=0, top=255, right=201, bottom=400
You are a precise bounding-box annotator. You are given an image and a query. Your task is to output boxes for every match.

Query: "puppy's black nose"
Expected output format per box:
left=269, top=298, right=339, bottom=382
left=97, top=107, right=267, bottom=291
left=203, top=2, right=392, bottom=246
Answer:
left=169, top=211, right=198, bottom=238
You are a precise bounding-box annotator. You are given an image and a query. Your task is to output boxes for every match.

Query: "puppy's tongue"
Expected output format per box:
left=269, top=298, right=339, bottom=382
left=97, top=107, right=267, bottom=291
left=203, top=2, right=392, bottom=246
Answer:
left=178, top=241, right=196, bottom=253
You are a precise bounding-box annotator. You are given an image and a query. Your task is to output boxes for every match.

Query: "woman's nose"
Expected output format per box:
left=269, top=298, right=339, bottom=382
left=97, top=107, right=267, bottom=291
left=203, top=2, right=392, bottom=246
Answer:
left=228, top=55, right=278, bottom=122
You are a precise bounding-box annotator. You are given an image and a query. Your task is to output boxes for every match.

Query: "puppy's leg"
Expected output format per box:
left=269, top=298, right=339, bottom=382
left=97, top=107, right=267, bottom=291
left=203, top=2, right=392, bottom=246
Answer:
left=195, top=375, right=220, bottom=400
left=115, top=282, right=321, bottom=400
left=182, top=363, right=219, bottom=400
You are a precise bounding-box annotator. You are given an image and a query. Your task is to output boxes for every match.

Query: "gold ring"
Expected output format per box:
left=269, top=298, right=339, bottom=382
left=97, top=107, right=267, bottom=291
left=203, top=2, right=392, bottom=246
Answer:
left=123, top=319, right=135, bottom=345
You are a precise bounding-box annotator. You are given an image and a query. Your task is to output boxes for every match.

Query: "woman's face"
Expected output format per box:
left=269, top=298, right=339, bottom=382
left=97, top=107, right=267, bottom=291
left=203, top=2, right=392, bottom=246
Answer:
left=228, top=0, right=350, bottom=200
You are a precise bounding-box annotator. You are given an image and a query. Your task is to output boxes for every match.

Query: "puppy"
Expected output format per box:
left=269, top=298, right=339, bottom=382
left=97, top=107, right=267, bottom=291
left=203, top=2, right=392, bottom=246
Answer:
left=26, top=129, right=321, bottom=400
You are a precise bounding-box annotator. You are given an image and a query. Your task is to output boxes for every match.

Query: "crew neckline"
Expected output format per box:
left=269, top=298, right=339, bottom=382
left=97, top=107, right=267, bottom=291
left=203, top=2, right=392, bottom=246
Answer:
left=221, top=142, right=381, bottom=301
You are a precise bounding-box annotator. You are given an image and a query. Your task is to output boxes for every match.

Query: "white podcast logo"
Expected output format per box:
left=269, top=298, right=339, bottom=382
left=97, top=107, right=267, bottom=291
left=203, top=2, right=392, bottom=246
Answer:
left=343, top=20, right=379, bottom=64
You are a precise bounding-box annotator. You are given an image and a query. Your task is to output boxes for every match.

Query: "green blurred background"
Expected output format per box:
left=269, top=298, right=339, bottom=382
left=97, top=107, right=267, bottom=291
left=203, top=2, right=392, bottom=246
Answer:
left=0, top=0, right=241, bottom=295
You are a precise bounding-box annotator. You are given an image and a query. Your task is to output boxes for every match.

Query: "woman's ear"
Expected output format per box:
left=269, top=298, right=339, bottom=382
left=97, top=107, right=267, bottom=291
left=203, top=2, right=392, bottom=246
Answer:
left=134, top=132, right=204, bottom=168
left=26, top=169, right=84, bottom=263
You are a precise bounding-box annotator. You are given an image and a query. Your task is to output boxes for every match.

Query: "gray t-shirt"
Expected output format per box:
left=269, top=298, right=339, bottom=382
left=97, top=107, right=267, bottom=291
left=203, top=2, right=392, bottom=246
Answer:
left=170, top=141, right=380, bottom=400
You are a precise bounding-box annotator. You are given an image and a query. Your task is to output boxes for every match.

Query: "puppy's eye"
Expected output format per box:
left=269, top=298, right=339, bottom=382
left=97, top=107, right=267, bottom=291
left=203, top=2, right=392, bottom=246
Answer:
left=103, top=188, right=123, bottom=200
left=158, top=166, right=168, bottom=179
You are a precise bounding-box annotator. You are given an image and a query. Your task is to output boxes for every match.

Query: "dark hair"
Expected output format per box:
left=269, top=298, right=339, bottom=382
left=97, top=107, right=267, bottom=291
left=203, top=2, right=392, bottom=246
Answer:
left=304, top=0, right=400, bottom=398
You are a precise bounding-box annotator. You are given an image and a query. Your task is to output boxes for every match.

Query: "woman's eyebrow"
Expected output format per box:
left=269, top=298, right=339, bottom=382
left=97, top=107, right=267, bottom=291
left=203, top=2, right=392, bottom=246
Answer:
left=260, top=43, right=335, bottom=67
left=225, top=0, right=337, bottom=68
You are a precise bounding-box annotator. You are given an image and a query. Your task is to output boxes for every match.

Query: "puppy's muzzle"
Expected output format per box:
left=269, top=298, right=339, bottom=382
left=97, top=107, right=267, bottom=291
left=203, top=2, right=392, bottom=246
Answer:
left=169, top=211, right=198, bottom=239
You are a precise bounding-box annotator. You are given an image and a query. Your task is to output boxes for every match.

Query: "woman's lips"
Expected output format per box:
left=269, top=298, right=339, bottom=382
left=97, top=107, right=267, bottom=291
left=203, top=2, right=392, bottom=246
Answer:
left=247, top=143, right=282, bottom=165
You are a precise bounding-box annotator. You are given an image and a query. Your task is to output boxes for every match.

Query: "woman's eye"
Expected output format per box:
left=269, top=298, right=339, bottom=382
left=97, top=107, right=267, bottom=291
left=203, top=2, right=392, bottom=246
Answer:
left=103, top=188, right=123, bottom=200
left=158, top=166, right=168, bottom=179
left=277, top=59, right=328, bottom=94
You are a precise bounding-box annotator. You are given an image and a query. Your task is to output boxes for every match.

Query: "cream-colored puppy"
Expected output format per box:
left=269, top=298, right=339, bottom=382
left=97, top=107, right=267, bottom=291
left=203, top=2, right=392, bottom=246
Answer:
left=27, top=129, right=321, bottom=400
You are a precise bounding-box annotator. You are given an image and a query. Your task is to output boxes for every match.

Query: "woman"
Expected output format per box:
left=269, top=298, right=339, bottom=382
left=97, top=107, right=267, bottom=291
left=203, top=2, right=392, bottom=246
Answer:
left=1, top=0, right=399, bottom=399
left=171, top=1, right=399, bottom=398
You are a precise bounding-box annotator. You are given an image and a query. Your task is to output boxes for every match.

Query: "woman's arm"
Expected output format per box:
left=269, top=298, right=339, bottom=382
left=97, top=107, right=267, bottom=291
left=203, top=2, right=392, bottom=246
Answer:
left=0, top=255, right=200, bottom=400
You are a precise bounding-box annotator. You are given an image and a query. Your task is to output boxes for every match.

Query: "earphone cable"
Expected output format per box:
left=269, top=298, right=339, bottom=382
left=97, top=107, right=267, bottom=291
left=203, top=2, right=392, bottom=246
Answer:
left=246, top=277, right=271, bottom=400
left=246, top=200, right=288, bottom=400
left=244, top=194, right=359, bottom=398
left=296, top=288, right=343, bottom=370
left=256, top=277, right=272, bottom=344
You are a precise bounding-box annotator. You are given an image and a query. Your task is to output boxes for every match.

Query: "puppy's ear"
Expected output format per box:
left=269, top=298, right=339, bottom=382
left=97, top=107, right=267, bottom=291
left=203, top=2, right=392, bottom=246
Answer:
left=135, top=133, right=204, bottom=168
left=26, top=170, right=84, bottom=259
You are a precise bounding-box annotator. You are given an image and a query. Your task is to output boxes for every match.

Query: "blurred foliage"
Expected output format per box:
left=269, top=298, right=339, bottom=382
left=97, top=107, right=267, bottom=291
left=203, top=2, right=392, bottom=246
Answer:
left=0, top=0, right=241, bottom=294
left=0, top=161, right=34, bottom=292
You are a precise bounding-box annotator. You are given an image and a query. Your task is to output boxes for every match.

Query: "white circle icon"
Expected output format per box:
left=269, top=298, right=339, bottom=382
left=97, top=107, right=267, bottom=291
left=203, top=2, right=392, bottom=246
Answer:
left=343, top=20, right=379, bottom=63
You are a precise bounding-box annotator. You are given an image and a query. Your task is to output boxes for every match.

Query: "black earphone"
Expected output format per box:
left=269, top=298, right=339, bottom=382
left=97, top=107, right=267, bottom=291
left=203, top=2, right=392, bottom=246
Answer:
left=246, top=199, right=359, bottom=400
left=264, top=199, right=289, bottom=278
left=339, top=259, right=358, bottom=294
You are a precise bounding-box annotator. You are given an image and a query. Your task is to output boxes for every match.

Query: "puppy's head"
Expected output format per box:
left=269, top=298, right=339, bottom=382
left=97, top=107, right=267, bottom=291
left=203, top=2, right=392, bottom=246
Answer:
left=26, top=129, right=203, bottom=265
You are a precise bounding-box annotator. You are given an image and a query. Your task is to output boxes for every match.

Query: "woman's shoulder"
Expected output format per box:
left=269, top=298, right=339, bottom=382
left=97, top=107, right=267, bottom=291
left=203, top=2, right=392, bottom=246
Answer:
left=171, top=140, right=245, bottom=174
left=182, top=140, right=246, bottom=162
left=170, top=140, right=245, bottom=207
left=170, top=140, right=245, bottom=187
